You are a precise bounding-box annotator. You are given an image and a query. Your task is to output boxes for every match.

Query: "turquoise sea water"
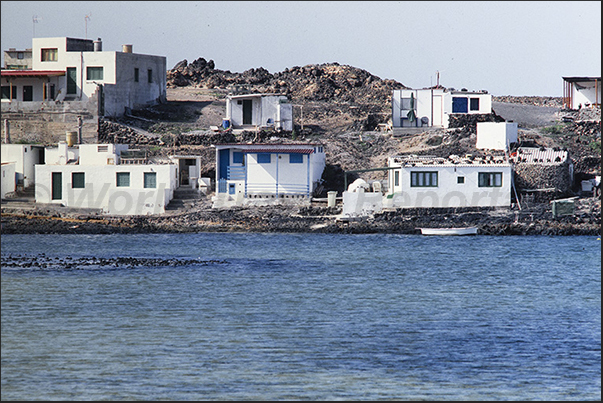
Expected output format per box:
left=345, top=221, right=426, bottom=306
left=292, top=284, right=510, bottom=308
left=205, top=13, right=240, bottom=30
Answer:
left=1, top=233, right=601, bottom=400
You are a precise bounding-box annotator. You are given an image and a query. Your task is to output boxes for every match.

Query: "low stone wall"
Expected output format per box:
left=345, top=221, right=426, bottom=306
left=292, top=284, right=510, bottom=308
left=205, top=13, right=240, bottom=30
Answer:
left=513, top=162, right=573, bottom=194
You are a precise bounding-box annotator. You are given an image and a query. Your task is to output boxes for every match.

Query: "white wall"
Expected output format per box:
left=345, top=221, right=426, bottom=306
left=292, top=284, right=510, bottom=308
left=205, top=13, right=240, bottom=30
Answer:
left=35, top=163, right=177, bottom=215
left=387, top=164, right=512, bottom=208
left=476, top=122, right=518, bottom=150
left=1, top=162, right=16, bottom=197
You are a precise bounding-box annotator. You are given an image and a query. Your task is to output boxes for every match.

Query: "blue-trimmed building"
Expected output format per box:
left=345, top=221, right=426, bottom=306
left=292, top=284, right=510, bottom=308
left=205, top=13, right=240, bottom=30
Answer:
left=211, top=143, right=326, bottom=208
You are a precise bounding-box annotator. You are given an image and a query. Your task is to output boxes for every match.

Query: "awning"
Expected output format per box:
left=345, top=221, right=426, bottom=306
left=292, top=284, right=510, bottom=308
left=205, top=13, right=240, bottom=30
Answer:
left=241, top=148, right=314, bottom=154
left=1, top=70, right=66, bottom=78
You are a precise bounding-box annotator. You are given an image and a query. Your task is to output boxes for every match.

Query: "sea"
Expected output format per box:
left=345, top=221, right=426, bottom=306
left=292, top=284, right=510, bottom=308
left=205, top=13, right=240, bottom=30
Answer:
left=1, top=233, right=600, bottom=400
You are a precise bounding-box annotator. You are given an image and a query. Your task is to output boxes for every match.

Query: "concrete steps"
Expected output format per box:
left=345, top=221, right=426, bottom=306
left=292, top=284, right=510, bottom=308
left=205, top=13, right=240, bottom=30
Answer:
left=165, top=187, right=205, bottom=211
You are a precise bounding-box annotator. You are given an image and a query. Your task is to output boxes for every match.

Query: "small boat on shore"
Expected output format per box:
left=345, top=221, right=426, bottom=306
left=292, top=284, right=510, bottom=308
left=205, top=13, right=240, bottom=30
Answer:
left=418, top=227, right=478, bottom=236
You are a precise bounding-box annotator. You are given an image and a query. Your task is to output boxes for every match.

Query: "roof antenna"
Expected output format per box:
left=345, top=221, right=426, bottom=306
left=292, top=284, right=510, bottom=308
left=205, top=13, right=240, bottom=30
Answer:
left=32, top=15, right=41, bottom=38
left=85, top=13, right=91, bottom=39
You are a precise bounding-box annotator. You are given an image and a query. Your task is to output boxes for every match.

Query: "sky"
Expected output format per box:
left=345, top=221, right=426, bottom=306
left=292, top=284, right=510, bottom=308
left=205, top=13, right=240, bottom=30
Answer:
left=1, top=1, right=600, bottom=96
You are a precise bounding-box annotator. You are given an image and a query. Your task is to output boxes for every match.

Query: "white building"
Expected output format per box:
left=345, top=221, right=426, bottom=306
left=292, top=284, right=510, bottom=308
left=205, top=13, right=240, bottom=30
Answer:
left=35, top=142, right=177, bottom=215
left=225, top=94, right=293, bottom=131
left=1, top=37, right=166, bottom=117
left=392, top=88, right=492, bottom=128
left=476, top=121, right=518, bottom=151
left=562, top=76, right=601, bottom=109
left=0, top=143, right=45, bottom=189
left=212, top=143, right=326, bottom=208
left=385, top=154, right=512, bottom=208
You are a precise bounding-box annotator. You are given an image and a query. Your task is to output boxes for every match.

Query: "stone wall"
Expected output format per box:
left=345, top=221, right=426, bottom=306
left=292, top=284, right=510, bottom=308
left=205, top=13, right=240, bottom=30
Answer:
left=513, top=162, right=573, bottom=193
left=1, top=94, right=99, bottom=145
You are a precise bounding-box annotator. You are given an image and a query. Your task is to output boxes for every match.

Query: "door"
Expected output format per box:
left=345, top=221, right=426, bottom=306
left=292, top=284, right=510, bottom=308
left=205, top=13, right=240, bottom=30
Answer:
left=432, top=95, right=443, bottom=127
left=242, top=99, right=253, bottom=125
left=51, top=172, right=62, bottom=200
left=219, top=149, right=229, bottom=180
left=22, top=86, right=33, bottom=102
left=67, top=67, right=77, bottom=95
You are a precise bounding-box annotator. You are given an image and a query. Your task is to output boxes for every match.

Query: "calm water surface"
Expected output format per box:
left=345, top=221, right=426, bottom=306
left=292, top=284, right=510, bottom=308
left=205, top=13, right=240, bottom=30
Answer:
left=1, top=233, right=600, bottom=400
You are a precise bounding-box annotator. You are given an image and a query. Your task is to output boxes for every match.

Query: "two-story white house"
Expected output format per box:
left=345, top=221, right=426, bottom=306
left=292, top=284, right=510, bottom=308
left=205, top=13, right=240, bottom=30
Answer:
left=392, top=87, right=492, bottom=128
left=1, top=37, right=166, bottom=117
left=35, top=142, right=177, bottom=215
left=212, top=143, right=326, bottom=208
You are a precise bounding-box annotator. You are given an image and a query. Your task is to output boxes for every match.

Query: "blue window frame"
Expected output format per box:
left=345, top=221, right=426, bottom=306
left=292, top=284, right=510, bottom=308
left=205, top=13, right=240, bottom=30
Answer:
left=289, top=153, right=303, bottom=164
left=233, top=151, right=243, bottom=164
left=257, top=153, right=271, bottom=164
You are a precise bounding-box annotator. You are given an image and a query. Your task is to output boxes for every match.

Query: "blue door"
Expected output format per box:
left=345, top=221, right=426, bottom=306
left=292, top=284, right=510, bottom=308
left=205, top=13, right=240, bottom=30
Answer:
left=452, top=97, right=468, bottom=113
left=219, top=149, right=229, bottom=180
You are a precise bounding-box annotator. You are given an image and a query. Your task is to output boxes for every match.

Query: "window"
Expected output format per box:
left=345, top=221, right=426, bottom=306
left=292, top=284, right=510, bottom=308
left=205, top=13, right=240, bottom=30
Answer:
left=257, top=153, right=271, bottom=164
left=232, top=152, right=243, bottom=164
left=41, top=48, right=58, bottom=62
left=452, top=97, right=468, bottom=113
left=148, top=69, right=153, bottom=83
left=410, top=171, right=438, bottom=187
left=134, top=68, right=139, bottom=82
left=72, top=172, right=85, bottom=188
left=394, top=171, right=399, bottom=187
left=457, top=176, right=465, bottom=184
left=289, top=153, right=303, bottom=164
left=97, top=145, right=109, bottom=152
left=144, top=172, right=157, bottom=188
left=1, top=85, right=17, bottom=100
left=87, top=67, right=103, bottom=81
left=116, top=172, right=130, bottom=187
left=478, top=172, right=502, bottom=187
left=401, top=97, right=414, bottom=110
left=17, top=52, right=24, bottom=59
left=470, top=98, right=480, bottom=111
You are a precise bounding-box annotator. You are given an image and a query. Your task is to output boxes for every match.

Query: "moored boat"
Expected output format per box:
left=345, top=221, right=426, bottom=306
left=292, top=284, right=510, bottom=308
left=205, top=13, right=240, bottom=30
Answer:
left=418, top=227, right=478, bottom=236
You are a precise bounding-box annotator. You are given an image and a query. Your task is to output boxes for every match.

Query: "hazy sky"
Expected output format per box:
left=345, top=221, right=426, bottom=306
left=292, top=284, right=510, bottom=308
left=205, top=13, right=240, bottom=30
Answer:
left=2, top=1, right=600, bottom=96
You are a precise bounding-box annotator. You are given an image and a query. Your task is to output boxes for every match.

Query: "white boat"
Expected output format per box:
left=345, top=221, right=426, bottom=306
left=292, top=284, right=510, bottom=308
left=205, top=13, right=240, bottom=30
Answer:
left=418, top=227, right=478, bottom=236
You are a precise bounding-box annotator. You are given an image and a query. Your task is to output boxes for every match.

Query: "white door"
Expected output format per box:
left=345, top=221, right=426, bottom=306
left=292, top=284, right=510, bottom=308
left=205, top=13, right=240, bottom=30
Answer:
left=432, top=95, right=443, bottom=127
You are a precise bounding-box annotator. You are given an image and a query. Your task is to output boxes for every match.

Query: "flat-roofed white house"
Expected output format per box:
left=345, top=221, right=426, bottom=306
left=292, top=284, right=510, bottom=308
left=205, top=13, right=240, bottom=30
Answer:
left=212, top=143, right=326, bottom=208
left=392, top=87, right=492, bottom=128
left=384, top=154, right=512, bottom=208
left=476, top=121, right=518, bottom=151
left=35, top=142, right=177, bottom=215
left=1, top=37, right=166, bottom=117
left=0, top=143, right=45, bottom=189
left=562, top=76, right=601, bottom=109
left=225, top=94, right=293, bottom=131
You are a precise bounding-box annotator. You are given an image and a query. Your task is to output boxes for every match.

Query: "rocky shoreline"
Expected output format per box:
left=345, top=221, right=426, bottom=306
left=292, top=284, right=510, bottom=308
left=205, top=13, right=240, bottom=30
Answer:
left=2, top=197, right=600, bottom=236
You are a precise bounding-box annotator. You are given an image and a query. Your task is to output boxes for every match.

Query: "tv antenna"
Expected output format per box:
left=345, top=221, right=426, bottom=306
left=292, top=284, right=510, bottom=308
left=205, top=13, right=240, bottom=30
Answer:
left=85, top=13, right=91, bottom=38
left=32, top=15, right=41, bottom=38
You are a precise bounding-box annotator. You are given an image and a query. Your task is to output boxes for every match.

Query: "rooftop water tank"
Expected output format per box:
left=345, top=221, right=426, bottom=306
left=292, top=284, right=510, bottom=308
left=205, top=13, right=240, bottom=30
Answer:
left=122, top=44, right=132, bottom=53
left=93, top=38, right=102, bottom=51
